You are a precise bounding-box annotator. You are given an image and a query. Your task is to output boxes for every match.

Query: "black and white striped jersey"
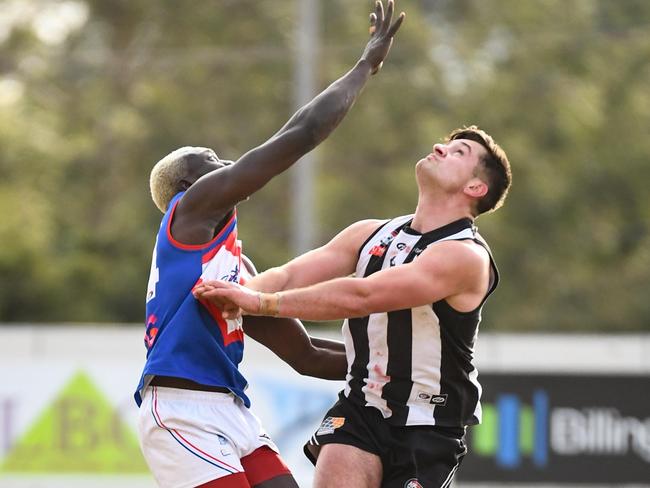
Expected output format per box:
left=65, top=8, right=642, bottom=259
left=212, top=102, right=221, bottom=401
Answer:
left=342, top=215, right=499, bottom=428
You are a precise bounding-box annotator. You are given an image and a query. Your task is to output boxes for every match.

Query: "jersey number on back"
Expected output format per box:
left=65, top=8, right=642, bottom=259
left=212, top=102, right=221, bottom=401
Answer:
left=146, top=241, right=159, bottom=303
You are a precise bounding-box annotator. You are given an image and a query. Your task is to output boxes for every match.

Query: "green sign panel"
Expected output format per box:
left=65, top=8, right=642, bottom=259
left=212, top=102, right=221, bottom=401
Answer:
left=1, top=371, right=148, bottom=473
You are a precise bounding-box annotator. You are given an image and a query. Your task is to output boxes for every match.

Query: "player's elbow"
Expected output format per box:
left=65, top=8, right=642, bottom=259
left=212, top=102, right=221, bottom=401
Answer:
left=293, top=348, right=347, bottom=380
left=294, top=97, right=348, bottom=148
left=283, top=110, right=321, bottom=152
left=289, top=349, right=320, bottom=377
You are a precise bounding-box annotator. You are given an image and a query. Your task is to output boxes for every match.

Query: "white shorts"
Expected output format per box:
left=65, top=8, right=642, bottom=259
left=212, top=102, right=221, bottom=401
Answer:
left=138, top=386, right=279, bottom=488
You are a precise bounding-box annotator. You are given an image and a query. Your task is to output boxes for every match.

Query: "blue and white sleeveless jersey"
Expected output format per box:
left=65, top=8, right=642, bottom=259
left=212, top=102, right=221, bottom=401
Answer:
left=135, top=191, right=249, bottom=407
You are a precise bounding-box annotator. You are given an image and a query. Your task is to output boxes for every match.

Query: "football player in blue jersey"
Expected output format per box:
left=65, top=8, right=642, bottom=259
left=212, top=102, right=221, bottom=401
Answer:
left=136, top=2, right=405, bottom=488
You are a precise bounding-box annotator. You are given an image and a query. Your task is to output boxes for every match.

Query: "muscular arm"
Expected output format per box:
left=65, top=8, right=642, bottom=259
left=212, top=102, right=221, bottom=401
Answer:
left=245, top=219, right=384, bottom=292
left=242, top=316, right=346, bottom=380
left=175, top=3, right=405, bottom=238
left=200, top=241, right=492, bottom=321
left=240, top=255, right=347, bottom=380
left=274, top=241, right=491, bottom=320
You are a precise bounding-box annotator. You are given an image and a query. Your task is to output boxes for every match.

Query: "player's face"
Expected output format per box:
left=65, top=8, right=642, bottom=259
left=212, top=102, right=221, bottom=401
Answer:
left=186, top=148, right=233, bottom=182
left=416, top=139, right=486, bottom=192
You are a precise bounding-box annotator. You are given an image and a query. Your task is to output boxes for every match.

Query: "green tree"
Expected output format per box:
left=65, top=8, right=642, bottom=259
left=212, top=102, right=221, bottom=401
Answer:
left=0, top=0, right=648, bottom=332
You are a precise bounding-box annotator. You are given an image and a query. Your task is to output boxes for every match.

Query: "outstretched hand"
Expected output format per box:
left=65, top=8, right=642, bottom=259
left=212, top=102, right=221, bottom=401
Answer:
left=193, top=281, right=260, bottom=320
left=361, top=0, right=406, bottom=75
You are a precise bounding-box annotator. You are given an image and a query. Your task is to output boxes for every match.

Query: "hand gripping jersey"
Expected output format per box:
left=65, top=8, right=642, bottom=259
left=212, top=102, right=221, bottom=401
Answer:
left=342, top=215, right=499, bottom=427
left=135, top=192, right=249, bottom=407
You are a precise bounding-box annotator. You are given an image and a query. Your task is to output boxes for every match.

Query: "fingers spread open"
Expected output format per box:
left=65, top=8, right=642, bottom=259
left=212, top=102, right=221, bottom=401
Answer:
left=387, top=11, right=405, bottom=38
left=375, top=0, right=384, bottom=30
left=381, top=0, right=394, bottom=36
left=369, top=12, right=377, bottom=35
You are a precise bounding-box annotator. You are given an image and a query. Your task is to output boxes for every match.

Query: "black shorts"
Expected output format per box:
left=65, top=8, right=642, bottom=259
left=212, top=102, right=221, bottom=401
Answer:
left=304, top=392, right=467, bottom=488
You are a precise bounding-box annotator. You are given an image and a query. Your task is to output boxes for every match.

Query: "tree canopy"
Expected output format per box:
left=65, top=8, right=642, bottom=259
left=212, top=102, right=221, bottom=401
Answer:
left=0, top=0, right=648, bottom=331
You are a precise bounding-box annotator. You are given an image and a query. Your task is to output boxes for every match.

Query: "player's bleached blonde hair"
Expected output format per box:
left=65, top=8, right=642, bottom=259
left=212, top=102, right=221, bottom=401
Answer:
left=149, top=146, right=198, bottom=213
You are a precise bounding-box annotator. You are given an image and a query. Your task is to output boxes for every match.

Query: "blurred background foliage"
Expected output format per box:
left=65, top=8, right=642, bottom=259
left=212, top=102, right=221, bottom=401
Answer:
left=0, top=0, right=648, bottom=331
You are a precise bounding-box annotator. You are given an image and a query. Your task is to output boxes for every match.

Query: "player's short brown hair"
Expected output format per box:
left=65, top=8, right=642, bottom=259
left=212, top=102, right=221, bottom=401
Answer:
left=447, top=126, right=512, bottom=216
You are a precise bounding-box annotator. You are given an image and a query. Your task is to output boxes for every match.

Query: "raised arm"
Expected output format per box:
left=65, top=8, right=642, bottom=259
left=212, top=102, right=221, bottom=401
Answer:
left=176, top=1, right=405, bottom=225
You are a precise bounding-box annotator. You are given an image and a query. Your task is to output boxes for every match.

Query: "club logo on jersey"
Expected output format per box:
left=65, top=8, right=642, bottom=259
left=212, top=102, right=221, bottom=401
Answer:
left=368, top=229, right=399, bottom=256
left=369, top=244, right=387, bottom=257
left=201, top=245, right=241, bottom=282
left=220, top=263, right=239, bottom=283
left=404, top=478, right=423, bottom=488
left=316, top=416, right=345, bottom=436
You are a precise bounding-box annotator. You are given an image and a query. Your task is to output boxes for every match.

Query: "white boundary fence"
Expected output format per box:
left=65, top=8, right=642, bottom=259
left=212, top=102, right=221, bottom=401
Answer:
left=0, top=325, right=648, bottom=487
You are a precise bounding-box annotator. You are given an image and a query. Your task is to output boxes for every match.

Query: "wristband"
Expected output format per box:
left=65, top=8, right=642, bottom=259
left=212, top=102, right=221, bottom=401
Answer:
left=258, top=292, right=281, bottom=317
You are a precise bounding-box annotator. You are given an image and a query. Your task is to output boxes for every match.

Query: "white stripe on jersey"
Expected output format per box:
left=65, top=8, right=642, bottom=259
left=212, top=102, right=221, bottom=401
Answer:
left=343, top=215, right=492, bottom=427
left=469, top=325, right=482, bottom=422
left=342, top=319, right=355, bottom=398
left=354, top=227, right=423, bottom=418
left=405, top=304, right=443, bottom=425
left=469, top=367, right=482, bottom=423
left=361, top=312, right=390, bottom=417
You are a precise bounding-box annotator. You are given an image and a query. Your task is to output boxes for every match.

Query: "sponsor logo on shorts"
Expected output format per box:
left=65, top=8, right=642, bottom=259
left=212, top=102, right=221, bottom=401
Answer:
left=316, top=416, right=345, bottom=436
left=404, top=478, right=423, bottom=488
left=216, top=434, right=232, bottom=456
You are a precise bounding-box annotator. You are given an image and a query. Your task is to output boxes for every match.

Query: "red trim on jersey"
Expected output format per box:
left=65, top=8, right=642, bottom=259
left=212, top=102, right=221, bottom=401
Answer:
left=241, top=446, right=292, bottom=486
left=200, top=301, right=244, bottom=346
left=201, top=230, right=239, bottom=264
left=193, top=229, right=245, bottom=346
left=166, top=198, right=237, bottom=251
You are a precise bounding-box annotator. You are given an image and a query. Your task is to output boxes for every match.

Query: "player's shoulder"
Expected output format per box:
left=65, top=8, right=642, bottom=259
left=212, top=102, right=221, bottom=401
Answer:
left=421, top=238, right=490, bottom=269
left=345, top=218, right=392, bottom=242
left=349, top=213, right=413, bottom=235
left=348, top=218, right=387, bottom=234
left=326, top=218, right=387, bottom=253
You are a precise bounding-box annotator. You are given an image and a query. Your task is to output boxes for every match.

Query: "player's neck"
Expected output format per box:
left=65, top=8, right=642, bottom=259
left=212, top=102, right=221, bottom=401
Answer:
left=411, top=194, right=473, bottom=234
